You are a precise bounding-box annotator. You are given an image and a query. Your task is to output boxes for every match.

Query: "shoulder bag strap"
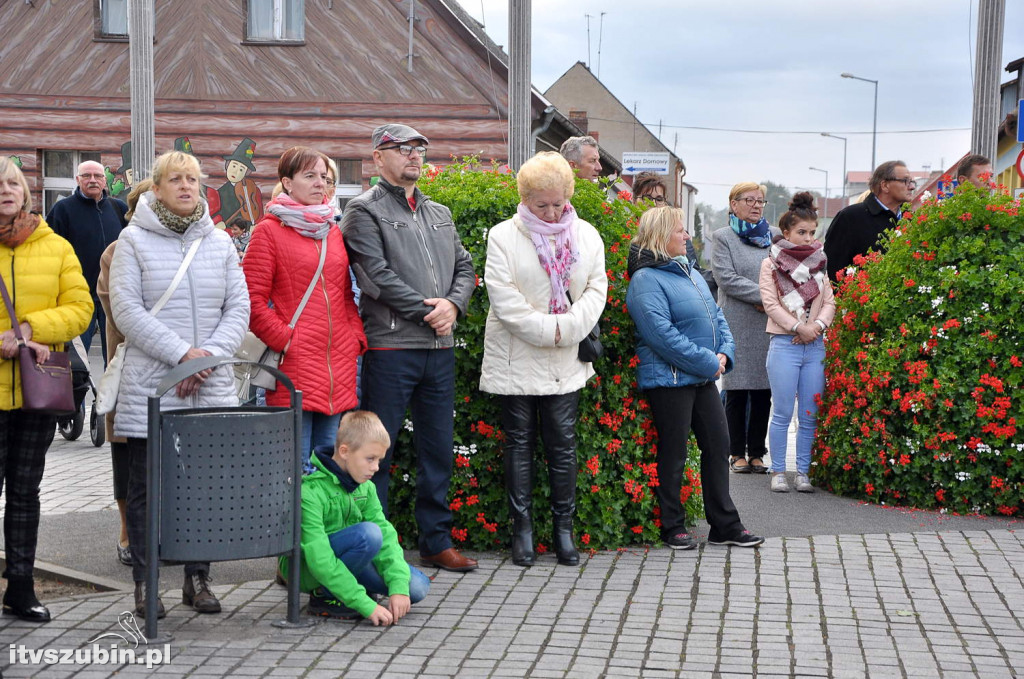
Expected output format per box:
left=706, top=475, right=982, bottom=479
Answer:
left=0, top=274, right=26, bottom=345
left=286, top=237, right=329, bottom=329
left=150, top=237, right=202, bottom=317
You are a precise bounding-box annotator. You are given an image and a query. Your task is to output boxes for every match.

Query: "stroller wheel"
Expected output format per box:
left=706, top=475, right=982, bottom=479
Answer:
left=59, top=401, right=86, bottom=441
left=90, top=400, right=105, bottom=447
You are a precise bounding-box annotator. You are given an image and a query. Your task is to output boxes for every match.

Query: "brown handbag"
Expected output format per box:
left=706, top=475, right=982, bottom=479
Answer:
left=0, top=274, right=75, bottom=416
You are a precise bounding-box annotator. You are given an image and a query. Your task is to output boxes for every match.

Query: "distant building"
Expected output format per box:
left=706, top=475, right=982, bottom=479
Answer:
left=995, top=56, right=1023, bottom=194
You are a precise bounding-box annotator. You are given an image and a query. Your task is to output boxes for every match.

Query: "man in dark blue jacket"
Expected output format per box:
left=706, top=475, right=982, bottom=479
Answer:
left=46, top=160, right=127, bottom=360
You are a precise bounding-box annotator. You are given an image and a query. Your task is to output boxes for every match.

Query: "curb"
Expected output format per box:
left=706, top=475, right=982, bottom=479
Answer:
left=0, top=551, right=132, bottom=593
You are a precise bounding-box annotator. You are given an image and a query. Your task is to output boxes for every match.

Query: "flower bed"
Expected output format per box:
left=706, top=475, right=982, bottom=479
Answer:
left=384, top=159, right=704, bottom=551
left=814, top=183, right=1022, bottom=515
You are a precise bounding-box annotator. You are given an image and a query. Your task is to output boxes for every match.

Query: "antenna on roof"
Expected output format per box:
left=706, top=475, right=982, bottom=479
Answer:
left=584, top=14, right=593, bottom=69
left=597, top=12, right=607, bottom=79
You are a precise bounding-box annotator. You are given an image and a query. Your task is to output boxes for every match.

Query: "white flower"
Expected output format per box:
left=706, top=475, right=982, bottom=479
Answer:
left=981, top=302, right=990, bottom=312
left=931, top=297, right=943, bottom=309
left=954, top=471, right=972, bottom=481
left=403, top=419, right=414, bottom=432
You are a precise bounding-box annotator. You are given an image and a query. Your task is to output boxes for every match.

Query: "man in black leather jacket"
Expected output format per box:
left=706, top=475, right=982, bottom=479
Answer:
left=341, top=123, right=478, bottom=573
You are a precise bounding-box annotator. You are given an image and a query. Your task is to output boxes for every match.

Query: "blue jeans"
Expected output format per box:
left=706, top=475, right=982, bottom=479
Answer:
left=301, top=411, right=342, bottom=474
left=324, top=522, right=430, bottom=603
left=766, top=335, right=825, bottom=474
left=361, top=348, right=456, bottom=556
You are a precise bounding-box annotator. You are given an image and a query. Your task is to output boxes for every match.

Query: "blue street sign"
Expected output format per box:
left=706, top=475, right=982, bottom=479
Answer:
left=1018, top=99, right=1024, bottom=143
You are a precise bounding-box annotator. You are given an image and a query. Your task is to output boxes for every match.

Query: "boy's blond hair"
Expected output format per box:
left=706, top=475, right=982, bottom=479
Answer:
left=336, top=411, right=391, bottom=451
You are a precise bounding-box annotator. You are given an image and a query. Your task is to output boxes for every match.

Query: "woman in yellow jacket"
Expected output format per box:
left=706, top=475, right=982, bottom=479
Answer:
left=0, top=157, right=92, bottom=623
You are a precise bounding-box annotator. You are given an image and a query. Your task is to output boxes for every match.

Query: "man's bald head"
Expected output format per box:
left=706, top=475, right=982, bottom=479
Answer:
left=76, top=161, right=107, bottom=201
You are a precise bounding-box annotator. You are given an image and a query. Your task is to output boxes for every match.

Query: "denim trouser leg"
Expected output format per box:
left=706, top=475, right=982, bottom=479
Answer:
left=326, top=522, right=430, bottom=603
left=362, top=349, right=456, bottom=556
left=300, top=411, right=343, bottom=473
left=766, top=335, right=826, bottom=474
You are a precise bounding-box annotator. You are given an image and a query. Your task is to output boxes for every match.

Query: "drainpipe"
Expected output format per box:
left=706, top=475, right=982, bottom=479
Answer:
left=530, top=106, right=557, bottom=154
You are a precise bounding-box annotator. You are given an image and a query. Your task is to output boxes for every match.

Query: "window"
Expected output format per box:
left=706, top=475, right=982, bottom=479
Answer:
left=246, top=0, right=304, bottom=42
left=97, top=0, right=128, bottom=39
left=43, top=150, right=102, bottom=214
left=332, top=158, right=363, bottom=213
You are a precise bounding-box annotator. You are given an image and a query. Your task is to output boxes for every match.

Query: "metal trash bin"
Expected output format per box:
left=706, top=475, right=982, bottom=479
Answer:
left=144, top=356, right=313, bottom=641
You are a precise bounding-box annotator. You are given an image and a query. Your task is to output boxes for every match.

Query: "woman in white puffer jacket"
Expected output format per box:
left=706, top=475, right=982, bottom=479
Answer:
left=109, top=150, right=249, bottom=620
left=479, top=151, right=606, bottom=569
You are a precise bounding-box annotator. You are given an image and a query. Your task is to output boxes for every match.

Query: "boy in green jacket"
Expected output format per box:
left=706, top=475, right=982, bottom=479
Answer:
left=284, top=410, right=430, bottom=624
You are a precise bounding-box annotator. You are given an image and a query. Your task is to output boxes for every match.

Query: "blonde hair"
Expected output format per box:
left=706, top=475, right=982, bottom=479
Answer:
left=0, top=156, right=32, bottom=213
left=336, top=411, right=391, bottom=452
left=151, top=151, right=203, bottom=187
left=124, top=178, right=154, bottom=221
left=325, top=157, right=338, bottom=183
left=517, top=151, right=575, bottom=202
left=634, top=206, right=686, bottom=261
left=728, top=182, right=766, bottom=204
left=271, top=182, right=284, bottom=199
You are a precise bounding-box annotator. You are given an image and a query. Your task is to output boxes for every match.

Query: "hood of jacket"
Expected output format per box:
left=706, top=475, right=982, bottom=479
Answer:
left=627, top=243, right=689, bottom=277
left=310, top=446, right=360, bottom=492
left=131, top=191, right=215, bottom=241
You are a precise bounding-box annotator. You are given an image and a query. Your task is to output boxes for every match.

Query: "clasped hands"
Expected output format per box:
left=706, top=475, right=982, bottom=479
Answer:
left=791, top=321, right=823, bottom=345
left=176, top=347, right=214, bottom=398
left=423, top=298, right=457, bottom=336
left=0, top=323, right=51, bottom=363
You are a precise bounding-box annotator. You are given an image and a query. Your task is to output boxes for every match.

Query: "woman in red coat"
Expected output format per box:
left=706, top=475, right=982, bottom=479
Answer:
left=243, top=147, right=366, bottom=470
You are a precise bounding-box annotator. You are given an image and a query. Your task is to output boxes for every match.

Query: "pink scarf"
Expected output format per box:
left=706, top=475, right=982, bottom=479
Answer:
left=516, top=203, right=579, bottom=314
left=267, top=193, right=333, bottom=240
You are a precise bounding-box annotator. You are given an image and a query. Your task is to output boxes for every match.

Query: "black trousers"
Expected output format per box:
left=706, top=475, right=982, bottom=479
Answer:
left=111, top=441, right=129, bottom=500
left=0, top=411, right=55, bottom=579
left=126, top=437, right=209, bottom=583
left=500, top=391, right=581, bottom=521
left=645, top=384, right=744, bottom=540
left=725, top=388, right=771, bottom=459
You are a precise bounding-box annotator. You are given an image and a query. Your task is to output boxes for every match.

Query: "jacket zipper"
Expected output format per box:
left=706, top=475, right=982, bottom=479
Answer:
left=681, top=260, right=718, bottom=350
left=410, top=209, right=443, bottom=349
left=183, top=238, right=200, bottom=408
left=317, top=240, right=335, bottom=412
left=6, top=255, right=15, bottom=408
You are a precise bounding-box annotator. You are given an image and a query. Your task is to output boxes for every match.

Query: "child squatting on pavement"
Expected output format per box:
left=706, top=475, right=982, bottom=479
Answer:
left=282, top=410, right=431, bottom=624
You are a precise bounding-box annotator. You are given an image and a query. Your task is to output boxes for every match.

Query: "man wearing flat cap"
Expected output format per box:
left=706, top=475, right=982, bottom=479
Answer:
left=341, top=123, right=478, bottom=573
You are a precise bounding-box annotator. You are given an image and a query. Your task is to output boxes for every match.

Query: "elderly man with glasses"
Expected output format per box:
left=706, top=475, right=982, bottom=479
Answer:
left=341, top=123, right=478, bottom=574
left=824, top=160, right=915, bottom=279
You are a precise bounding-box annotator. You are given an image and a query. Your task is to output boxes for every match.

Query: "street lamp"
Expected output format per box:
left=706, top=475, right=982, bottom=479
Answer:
left=821, top=132, right=847, bottom=205
left=809, top=167, right=829, bottom=219
left=840, top=72, right=878, bottom=171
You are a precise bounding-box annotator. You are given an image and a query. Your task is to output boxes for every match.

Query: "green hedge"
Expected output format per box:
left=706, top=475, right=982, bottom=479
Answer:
left=814, top=183, right=1023, bottom=515
left=384, top=159, right=704, bottom=552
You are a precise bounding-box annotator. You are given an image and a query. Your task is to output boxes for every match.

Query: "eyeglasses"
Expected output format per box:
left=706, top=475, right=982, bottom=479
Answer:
left=639, top=194, right=667, bottom=204
left=886, top=177, right=917, bottom=187
left=736, top=197, right=767, bottom=207
left=77, top=173, right=105, bottom=180
left=378, top=144, right=428, bottom=159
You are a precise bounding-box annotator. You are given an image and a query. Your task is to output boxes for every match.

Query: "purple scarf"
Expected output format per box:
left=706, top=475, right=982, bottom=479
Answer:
left=516, top=203, right=579, bottom=314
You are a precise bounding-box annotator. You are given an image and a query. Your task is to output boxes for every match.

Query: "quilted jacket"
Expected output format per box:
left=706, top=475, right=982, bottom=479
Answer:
left=109, top=192, right=250, bottom=438
left=243, top=216, right=365, bottom=414
left=1, top=219, right=93, bottom=410
left=626, top=245, right=735, bottom=390
left=479, top=214, right=607, bottom=396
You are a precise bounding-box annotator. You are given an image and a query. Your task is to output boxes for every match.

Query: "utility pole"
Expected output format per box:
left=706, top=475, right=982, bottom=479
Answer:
left=128, top=0, right=155, bottom=182
left=584, top=14, right=592, bottom=69
left=508, top=0, right=532, bottom=170
left=971, top=0, right=1005, bottom=160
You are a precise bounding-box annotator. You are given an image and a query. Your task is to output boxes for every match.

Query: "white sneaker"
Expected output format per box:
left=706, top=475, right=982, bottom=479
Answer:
left=794, top=473, right=814, bottom=493
left=770, top=472, right=789, bottom=493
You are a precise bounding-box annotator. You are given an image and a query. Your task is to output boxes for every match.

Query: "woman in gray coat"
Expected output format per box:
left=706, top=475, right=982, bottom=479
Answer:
left=110, top=150, right=249, bottom=619
left=711, top=182, right=776, bottom=474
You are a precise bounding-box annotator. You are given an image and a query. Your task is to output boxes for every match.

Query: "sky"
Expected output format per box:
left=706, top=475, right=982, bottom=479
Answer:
left=454, top=0, right=1024, bottom=210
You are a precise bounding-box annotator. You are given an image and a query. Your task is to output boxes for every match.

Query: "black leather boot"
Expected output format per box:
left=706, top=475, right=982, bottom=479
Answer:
left=502, top=396, right=536, bottom=568
left=543, top=392, right=581, bottom=567
left=133, top=581, right=165, bottom=619
left=183, top=571, right=221, bottom=613
left=2, top=575, right=50, bottom=623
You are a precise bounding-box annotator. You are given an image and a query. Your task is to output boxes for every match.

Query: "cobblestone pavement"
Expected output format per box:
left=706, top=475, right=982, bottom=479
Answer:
left=2, top=529, right=1022, bottom=678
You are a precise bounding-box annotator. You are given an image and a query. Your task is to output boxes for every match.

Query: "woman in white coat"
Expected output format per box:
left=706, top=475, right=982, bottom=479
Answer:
left=109, top=151, right=249, bottom=618
left=480, top=152, right=607, bottom=567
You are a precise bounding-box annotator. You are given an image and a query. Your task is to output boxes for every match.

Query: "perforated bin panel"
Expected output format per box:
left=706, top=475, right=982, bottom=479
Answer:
left=158, top=407, right=296, bottom=562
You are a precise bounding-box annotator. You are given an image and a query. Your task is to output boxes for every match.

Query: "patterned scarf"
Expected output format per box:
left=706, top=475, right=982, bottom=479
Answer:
left=0, top=211, right=39, bottom=249
left=267, top=193, right=333, bottom=240
left=729, top=213, right=772, bottom=248
left=516, top=202, right=579, bottom=314
left=152, top=199, right=204, bottom=234
left=769, top=235, right=827, bottom=315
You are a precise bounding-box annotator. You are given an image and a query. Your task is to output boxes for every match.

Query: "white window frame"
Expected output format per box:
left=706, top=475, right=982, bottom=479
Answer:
left=42, top=150, right=102, bottom=214
left=246, top=0, right=304, bottom=42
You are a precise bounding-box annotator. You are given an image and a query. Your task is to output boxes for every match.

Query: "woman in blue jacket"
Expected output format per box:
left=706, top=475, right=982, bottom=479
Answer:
left=626, top=207, right=764, bottom=550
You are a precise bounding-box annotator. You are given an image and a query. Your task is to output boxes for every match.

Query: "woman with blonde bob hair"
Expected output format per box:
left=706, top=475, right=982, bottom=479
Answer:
left=626, top=206, right=764, bottom=550
left=712, top=181, right=777, bottom=474
left=480, top=151, right=607, bottom=567
left=110, top=150, right=249, bottom=618
left=0, top=157, right=92, bottom=622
